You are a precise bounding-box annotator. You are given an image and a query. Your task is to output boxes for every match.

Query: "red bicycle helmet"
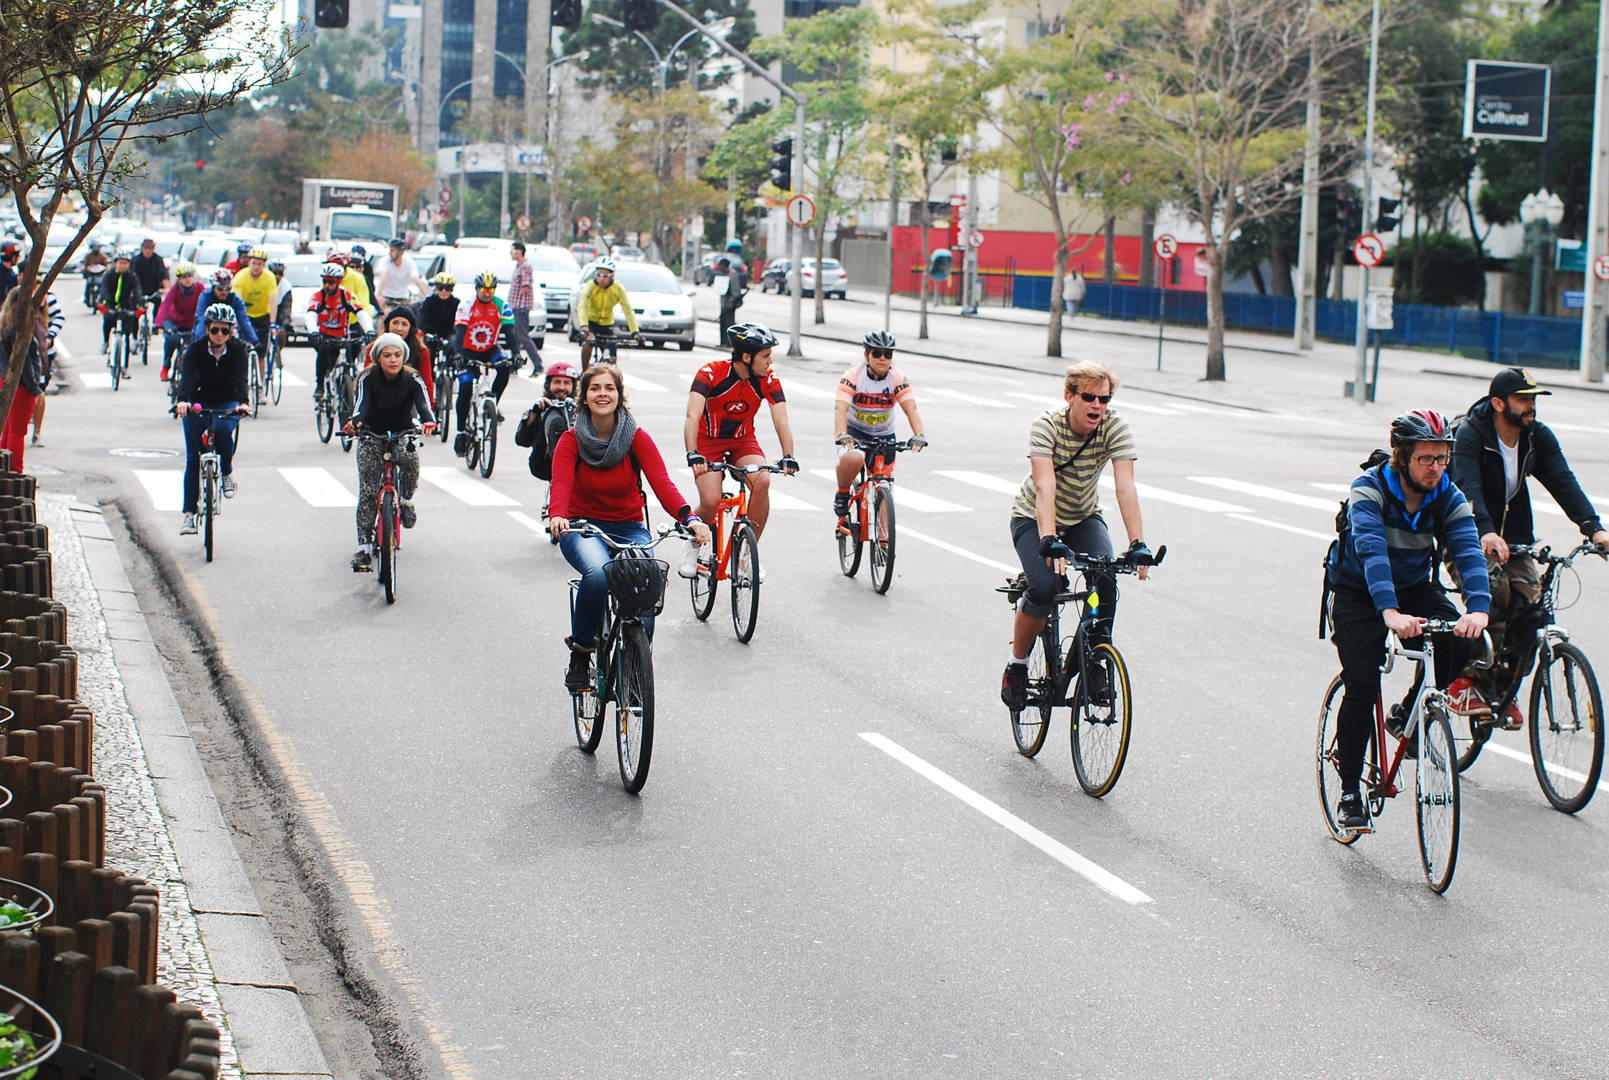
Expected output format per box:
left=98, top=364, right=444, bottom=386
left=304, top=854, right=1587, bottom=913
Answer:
left=1390, top=409, right=1453, bottom=447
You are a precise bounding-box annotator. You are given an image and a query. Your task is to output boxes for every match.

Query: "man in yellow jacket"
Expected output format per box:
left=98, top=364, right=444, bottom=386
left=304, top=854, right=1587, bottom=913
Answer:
left=577, top=257, right=640, bottom=368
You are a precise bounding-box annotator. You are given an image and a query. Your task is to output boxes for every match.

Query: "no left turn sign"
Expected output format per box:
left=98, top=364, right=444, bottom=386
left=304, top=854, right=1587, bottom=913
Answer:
left=1153, top=233, right=1178, bottom=260
left=786, top=194, right=816, bottom=229
left=968, top=231, right=985, bottom=249
left=577, top=215, right=593, bottom=232
left=1594, top=254, right=1609, bottom=282
left=515, top=214, right=531, bottom=232
left=1353, top=234, right=1386, bottom=268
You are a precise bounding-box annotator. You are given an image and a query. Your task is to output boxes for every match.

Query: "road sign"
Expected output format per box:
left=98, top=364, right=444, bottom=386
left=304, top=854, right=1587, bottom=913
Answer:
left=515, top=214, right=531, bottom=232
left=577, top=215, right=593, bottom=232
left=1153, top=233, right=1178, bottom=260
left=967, top=230, right=984, bottom=249
left=438, top=187, right=451, bottom=211
left=786, top=194, right=816, bottom=229
left=1594, top=254, right=1609, bottom=282
left=1353, top=234, right=1386, bottom=268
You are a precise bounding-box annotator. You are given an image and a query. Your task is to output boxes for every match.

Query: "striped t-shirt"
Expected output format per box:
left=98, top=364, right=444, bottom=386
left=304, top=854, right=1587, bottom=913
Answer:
left=1011, top=408, right=1137, bottom=527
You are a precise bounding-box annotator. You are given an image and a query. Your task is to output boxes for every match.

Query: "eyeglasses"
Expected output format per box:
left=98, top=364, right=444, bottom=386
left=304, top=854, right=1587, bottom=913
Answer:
left=1413, top=453, right=1451, bottom=467
left=206, top=325, right=231, bottom=337
left=869, top=349, right=893, bottom=360
left=1078, top=392, right=1114, bottom=404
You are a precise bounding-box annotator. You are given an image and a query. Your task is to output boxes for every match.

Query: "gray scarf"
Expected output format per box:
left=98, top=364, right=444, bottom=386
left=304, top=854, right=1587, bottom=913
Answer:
left=574, top=407, right=637, bottom=469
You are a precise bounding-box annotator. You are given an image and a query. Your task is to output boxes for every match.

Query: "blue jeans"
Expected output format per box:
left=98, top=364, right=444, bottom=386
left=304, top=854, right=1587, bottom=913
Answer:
left=182, top=404, right=240, bottom=514
left=560, top=519, right=653, bottom=647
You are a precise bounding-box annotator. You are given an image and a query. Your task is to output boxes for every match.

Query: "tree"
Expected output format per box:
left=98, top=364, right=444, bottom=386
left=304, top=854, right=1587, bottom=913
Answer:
left=0, top=0, right=290, bottom=420
left=320, top=129, right=435, bottom=213
left=202, top=116, right=312, bottom=222
left=563, top=0, right=756, bottom=97
left=1124, top=0, right=1372, bottom=380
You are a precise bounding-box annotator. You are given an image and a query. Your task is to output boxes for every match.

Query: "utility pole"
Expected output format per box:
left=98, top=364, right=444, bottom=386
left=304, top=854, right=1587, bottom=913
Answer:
left=1581, top=0, right=1609, bottom=382
left=885, top=14, right=897, bottom=334
left=1351, top=0, right=1381, bottom=402
left=1294, top=36, right=1319, bottom=351
left=961, top=135, right=979, bottom=315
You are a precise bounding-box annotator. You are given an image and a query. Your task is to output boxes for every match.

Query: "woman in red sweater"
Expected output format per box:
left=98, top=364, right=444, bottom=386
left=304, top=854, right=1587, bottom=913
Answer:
left=548, top=364, right=711, bottom=689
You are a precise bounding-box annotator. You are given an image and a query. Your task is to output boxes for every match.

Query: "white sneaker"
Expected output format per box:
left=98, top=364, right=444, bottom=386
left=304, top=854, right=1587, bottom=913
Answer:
left=678, top=539, right=701, bottom=579
left=180, top=513, right=197, bottom=535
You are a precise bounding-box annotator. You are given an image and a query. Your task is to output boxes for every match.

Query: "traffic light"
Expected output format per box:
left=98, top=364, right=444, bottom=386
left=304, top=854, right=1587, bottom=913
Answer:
left=769, top=137, right=794, bottom=191
left=1375, top=196, right=1401, bottom=233
left=551, top=0, right=580, bottom=28
left=928, top=249, right=953, bottom=281
left=314, top=0, right=349, bottom=28
left=196, top=159, right=205, bottom=171
left=621, top=0, right=659, bottom=32
left=1336, top=196, right=1361, bottom=240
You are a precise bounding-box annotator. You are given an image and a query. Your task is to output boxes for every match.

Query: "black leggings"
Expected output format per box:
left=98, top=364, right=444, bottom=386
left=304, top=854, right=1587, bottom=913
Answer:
left=313, top=336, right=361, bottom=391
left=456, top=353, right=511, bottom=427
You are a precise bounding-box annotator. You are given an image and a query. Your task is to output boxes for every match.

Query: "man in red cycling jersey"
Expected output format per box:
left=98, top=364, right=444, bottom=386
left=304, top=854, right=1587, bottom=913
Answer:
left=308, top=262, right=374, bottom=400
left=680, top=321, right=798, bottom=578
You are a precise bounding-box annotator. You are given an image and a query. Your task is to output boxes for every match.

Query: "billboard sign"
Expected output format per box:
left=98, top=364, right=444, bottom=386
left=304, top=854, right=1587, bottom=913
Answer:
left=1464, top=60, right=1550, bottom=142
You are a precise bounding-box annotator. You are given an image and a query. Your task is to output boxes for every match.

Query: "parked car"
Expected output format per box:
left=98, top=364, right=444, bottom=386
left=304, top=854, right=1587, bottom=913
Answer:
left=263, top=228, right=301, bottom=247
left=801, top=257, right=848, bottom=299
left=759, top=257, right=791, bottom=293
left=569, top=242, right=598, bottom=264
left=692, top=251, right=748, bottom=285
left=567, top=260, right=695, bottom=350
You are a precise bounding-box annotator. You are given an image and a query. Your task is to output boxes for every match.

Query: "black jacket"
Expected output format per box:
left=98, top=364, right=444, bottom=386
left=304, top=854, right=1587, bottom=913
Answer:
left=102, top=270, right=144, bottom=312
left=177, top=338, right=250, bottom=407
left=416, top=294, right=459, bottom=339
left=0, top=330, right=45, bottom=398
left=1450, top=398, right=1604, bottom=544
left=354, top=365, right=434, bottom=433
left=130, top=253, right=168, bottom=297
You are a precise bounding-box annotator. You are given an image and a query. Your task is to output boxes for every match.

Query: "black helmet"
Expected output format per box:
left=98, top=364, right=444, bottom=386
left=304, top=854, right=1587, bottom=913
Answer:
left=1390, top=409, right=1454, bottom=447
left=727, top=321, right=778, bottom=355
left=603, top=552, right=668, bottom=617
left=862, top=330, right=896, bottom=351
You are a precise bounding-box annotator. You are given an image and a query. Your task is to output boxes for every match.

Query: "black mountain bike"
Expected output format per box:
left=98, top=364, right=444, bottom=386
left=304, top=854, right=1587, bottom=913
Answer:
left=425, top=334, right=454, bottom=445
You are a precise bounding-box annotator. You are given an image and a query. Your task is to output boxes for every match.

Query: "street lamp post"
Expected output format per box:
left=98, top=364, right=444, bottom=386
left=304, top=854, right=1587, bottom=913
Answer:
left=438, top=79, right=474, bottom=240
left=1520, top=189, right=1566, bottom=316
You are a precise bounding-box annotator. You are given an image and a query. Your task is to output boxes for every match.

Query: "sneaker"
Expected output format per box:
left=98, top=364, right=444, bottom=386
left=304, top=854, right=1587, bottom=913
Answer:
left=179, top=513, right=198, bottom=536
left=1444, top=677, right=1492, bottom=717
left=833, top=490, right=850, bottom=518
left=1083, top=661, right=1112, bottom=706
left=565, top=643, right=594, bottom=691
left=1337, top=791, right=1368, bottom=831
left=351, top=548, right=372, bottom=572
left=400, top=502, right=417, bottom=529
left=678, top=539, right=701, bottom=579
left=1001, top=662, right=1028, bottom=711
left=28, top=435, right=40, bottom=448
left=159, top=366, right=170, bottom=381
left=221, top=476, right=237, bottom=498
left=1500, top=700, right=1525, bottom=731
left=454, top=432, right=469, bottom=457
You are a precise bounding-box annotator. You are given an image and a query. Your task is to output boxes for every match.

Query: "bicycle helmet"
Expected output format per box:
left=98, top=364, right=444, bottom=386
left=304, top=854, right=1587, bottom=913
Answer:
left=321, top=262, right=346, bottom=281
left=349, top=244, right=367, bottom=259
left=390, top=236, right=407, bottom=249
left=593, top=256, right=617, bottom=273
left=236, top=242, right=252, bottom=254
left=248, top=247, right=267, bottom=261
left=725, top=239, right=743, bottom=252
left=727, top=321, right=778, bottom=354
left=211, top=268, right=233, bottom=286
left=1390, top=409, right=1454, bottom=447
left=545, top=360, right=577, bottom=381
left=114, top=249, right=133, bottom=261
left=603, top=551, right=668, bottom=618
left=174, top=261, right=196, bottom=277
left=473, top=270, right=498, bottom=290
left=268, top=260, right=286, bottom=276
left=431, top=271, right=456, bottom=288
left=862, top=330, right=896, bottom=351
left=325, top=251, right=348, bottom=267
left=203, top=302, right=237, bottom=326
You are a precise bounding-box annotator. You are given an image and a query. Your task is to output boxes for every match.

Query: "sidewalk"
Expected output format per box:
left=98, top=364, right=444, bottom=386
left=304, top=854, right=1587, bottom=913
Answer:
left=43, top=494, right=332, bottom=1080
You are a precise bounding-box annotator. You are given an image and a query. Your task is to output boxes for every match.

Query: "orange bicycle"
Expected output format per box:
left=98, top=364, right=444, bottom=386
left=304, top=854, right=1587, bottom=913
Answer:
left=835, top=436, right=911, bottom=594
left=689, top=461, right=784, bottom=643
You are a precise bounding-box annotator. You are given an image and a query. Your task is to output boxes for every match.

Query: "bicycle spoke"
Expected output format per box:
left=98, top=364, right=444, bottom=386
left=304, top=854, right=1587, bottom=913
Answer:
left=1529, top=644, right=1605, bottom=813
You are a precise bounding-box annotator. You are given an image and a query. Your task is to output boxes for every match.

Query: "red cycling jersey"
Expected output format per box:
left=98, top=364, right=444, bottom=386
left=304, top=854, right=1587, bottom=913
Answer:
left=690, top=359, right=785, bottom=440
left=309, top=287, right=361, bottom=336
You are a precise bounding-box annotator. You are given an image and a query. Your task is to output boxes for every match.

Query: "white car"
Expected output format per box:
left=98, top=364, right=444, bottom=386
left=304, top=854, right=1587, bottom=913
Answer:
left=453, top=236, right=505, bottom=249
left=423, top=245, right=580, bottom=344
left=610, top=245, right=649, bottom=263
left=567, top=260, right=695, bottom=351
left=263, top=228, right=301, bottom=247
left=801, top=257, right=848, bottom=300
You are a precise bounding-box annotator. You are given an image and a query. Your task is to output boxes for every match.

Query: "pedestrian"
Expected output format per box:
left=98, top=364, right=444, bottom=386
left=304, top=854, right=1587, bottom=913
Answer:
left=716, top=256, right=747, bottom=342
left=0, top=244, right=20, bottom=304
left=376, top=237, right=426, bottom=319
left=508, top=241, right=542, bottom=374
left=31, top=292, right=60, bottom=448
left=0, top=286, right=48, bottom=471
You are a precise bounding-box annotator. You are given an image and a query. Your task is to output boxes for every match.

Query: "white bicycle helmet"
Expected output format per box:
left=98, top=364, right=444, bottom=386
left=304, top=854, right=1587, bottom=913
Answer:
left=594, top=257, right=617, bottom=273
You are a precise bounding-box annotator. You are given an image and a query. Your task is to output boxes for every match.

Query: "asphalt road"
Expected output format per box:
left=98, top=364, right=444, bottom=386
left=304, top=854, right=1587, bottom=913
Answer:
left=37, top=281, right=1609, bottom=1079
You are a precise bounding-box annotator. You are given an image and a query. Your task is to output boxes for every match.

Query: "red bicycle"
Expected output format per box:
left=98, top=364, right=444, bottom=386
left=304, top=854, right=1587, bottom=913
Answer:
left=355, top=427, right=424, bottom=604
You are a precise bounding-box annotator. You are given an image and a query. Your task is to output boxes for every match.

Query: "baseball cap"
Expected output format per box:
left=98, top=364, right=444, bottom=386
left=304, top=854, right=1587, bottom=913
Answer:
left=1489, top=367, right=1552, bottom=398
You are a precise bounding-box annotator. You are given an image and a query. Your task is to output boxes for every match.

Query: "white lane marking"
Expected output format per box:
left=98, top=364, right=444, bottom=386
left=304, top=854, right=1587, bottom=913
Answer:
left=900, top=527, right=1016, bottom=571
left=280, top=369, right=308, bottom=387
left=1112, top=401, right=1185, bottom=416
left=1097, top=475, right=1248, bottom=513
left=783, top=381, right=835, bottom=398
left=134, top=470, right=184, bottom=512
left=925, top=386, right=1014, bottom=409
left=79, top=372, right=112, bottom=389
left=624, top=375, right=668, bottom=393
left=508, top=511, right=547, bottom=533
left=807, top=468, right=969, bottom=512
left=859, top=733, right=1153, bottom=905
left=278, top=467, right=357, bottom=507
left=1310, top=483, right=1352, bottom=494
left=1226, top=513, right=1332, bottom=540
left=420, top=467, right=521, bottom=506
left=936, top=470, right=1021, bottom=495
left=1189, top=476, right=1337, bottom=511
left=1165, top=402, right=1241, bottom=417
left=1482, top=741, right=1609, bottom=794
left=1006, top=392, right=1065, bottom=407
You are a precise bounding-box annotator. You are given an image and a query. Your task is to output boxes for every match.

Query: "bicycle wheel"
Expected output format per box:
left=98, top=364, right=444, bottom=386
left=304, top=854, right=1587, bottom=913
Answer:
left=202, top=464, right=216, bottom=563
left=378, top=490, right=396, bottom=605
left=573, top=677, right=605, bottom=753
left=614, top=623, right=655, bottom=793
left=1070, top=641, right=1132, bottom=797
left=270, top=343, right=283, bottom=405
left=478, top=398, right=498, bottom=478
left=1528, top=641, right=1605, bottom=813
left=835, top=490, right=863, bottom=577
left=337, top=372, right=356, bottom=452
left=730, top=522, right=760, bottom=643
left=1456, top=714, right=1492, bottom=773
left=435, top=369, right=452, bottom=442
left=1010, top=625, right=1057, bottom=757
left=689, top=532, right=718, bottom=621
left=1315, top=674, right=1363, bottom=844
left=249, top=365, right=261, bottom=418
left=109, top=337, right=122, bottom=391
left=868, top=483, right=896, bottom=594
left=1415, top=705, right=1460, bottom=893
left=140, top=319, right=151, bottom=365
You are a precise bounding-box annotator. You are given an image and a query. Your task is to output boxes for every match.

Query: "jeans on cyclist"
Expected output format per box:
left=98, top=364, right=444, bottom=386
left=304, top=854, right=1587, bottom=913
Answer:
left=454, top=349, right=511, bottom=429
left=560, top=519, right=655, bottom=648
left=102, top=310, right=139, bottom=352
left=1010, top=514, right=1116, bottom=645
left=1329, top=581, right=1476, bottom=790
left=181, top=404, right=241, bottom=514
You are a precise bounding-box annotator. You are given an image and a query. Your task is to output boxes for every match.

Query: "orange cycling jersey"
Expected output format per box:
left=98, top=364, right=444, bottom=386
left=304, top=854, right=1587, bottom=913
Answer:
left=690, top=359, right=786, bottom=439
left=309, top=287, right=362, bottom=336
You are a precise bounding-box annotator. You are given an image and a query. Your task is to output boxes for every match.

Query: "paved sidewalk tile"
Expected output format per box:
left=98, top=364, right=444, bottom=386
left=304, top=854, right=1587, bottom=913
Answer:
left=198, top=913, right=297, bottom=990
left=217, top=985, right=334, bottom=1077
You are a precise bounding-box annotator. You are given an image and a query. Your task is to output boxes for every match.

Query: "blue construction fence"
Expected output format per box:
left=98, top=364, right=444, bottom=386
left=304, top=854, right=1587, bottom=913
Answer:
left=1010, top=277, right=1585, bottom=369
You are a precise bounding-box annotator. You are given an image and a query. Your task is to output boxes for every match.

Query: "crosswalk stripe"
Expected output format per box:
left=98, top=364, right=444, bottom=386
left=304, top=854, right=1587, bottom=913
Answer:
left=806, top=469, right=969, bottom=512
left=898, top=527, right=1017, bottom=572
left=278, top=467, right=357, bottom=507
left=935, top=470, right=1021, bottom=495
left=420, top=467, right=521, bottom=506
left=624, top=375, right=669, bottom=393
left=280, top=369, right=308, bottom=387
left=925, top=387, right=1013, bottom=409
left=783, top=381, right=835, bottom=398
left=1310, top=482, right=1352, bottom=494
left=1097, top=475, right=1248, bottom=513
left=79, top=372, right=112, bottom=389
left=1188, top=476, right=1336, bottom=511
left=134, top=470, right=183, bottom=512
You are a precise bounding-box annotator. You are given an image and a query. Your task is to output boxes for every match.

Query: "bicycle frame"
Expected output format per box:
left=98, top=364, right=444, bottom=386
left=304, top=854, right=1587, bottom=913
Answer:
left=841, top=439, right=904, bottom=545
left=703, top=462, right=775, bottom=583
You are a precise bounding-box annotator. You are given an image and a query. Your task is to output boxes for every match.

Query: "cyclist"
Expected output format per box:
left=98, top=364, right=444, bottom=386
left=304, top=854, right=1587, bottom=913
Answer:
left=233, top=248, right=277, bottom=389
left=190, top=271, right=257, bottom=348
left=308, top=262, right=374, bottom=401
left=450, top=270, right=516, bottom=457
left=346, top=332, right=438, bottom=572
left=0, top=242, right=21, bottom=302
left=373, top=305, right=434, bottom=409
left=29, top=291, right=62, bottom=451
left=223, top=242, right=251, bottom=273
left=174, top=303, right=252, bottom=535
left=99, top=250, right=144, bottom=360
left=417, top=272, right=460, bottom=341
left=350, top=245, right=377, bottom=308
left=678, top=321, right=798, bottom=579
left=1325, top=409, right=1491, bottom=831
left=329, top=251, right=375, bottom=322
left=158, top=263, right=205, bottom=381
left=529, top=360, right=578, bottom=482
left=269, top=259, right=294, bottom=360
left=577, top=257, right=640, bottom=368
left=1002, top=360, right=1150, bottom=712
left=375, top=238, right=425, bottom=318
left=1444, top=368, right=1609, bottom=728
left=832, top=330, right=927, bottom=518
left=547, top=362, right=710, bottom=689
left=130, top=237, right=169, bottom=334
left=81, top=241, right=110, bottom=306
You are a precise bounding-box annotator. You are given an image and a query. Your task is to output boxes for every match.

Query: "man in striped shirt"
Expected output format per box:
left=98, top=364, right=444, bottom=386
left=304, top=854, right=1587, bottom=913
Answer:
left=1004, top=360, right=1150, bottom=711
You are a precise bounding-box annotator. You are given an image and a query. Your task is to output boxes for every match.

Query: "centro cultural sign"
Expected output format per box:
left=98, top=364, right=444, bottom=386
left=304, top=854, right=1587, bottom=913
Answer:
left=1464, top=60, right=1550, bottom=143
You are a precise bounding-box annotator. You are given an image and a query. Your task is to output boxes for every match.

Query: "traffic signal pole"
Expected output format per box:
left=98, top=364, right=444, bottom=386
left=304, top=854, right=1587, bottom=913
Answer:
left=649, top=0, right=808, bottom=357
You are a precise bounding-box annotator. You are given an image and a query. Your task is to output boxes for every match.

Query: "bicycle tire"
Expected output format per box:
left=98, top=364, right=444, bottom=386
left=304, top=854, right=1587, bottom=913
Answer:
left=464, top=397, right=481, bottom=470
left=1315, top=674, right=1363, bottom=844
left=337, top=371, right=356, bottom=453
left=1455, top=714, right=1492, bottom=773
left=1010, top=625, right=1057, bottom=757
left=249, top=364, right=261, bottom=419
left=478, top=398, right=498, bottom=478
left=435, top=369, right=452, bottom=442
left=140, top=318, right=151, bottom=365
left=378, top=490, right=396, bottom=605
left=690, top=522, right=718, bottom=621
left=270, top=343, right=283, bottom=405
left=615, top=623, right=655, bottom=793
left=836, top=489, right=863, bottom=577
left=1070, top=641, right=1132, bottom=797
left=315, top=391, right=334, bottom=442
left=109, top=336, right=122, bottom=392
left=573, top=677, right=605, bottom=753
left=1528, top=641, right=1605, bottom=814
left=730, top=522, right=760, bottom=643
left=1415, top=706, right=1460, bottom=893
left=869, top=483, right=896, bottom=594
left=202, top=464, right=216, bottom=563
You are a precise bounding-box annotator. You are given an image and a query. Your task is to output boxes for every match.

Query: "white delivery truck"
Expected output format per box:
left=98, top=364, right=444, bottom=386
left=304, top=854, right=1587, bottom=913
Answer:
left=301, top=179, right=399, bottom=247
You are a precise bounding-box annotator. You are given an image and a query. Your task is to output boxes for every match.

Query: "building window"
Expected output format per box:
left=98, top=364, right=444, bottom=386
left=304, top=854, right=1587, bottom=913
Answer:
left=1024, top=20, right=1052, bottom=45
left=495, top=0, right=527, bottom=98
left=440, top=0, right=474, bottom=143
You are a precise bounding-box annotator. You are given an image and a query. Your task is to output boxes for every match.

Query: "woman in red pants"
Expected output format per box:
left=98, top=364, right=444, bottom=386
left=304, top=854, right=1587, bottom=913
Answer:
left=0, top=287, right=46, bottom=471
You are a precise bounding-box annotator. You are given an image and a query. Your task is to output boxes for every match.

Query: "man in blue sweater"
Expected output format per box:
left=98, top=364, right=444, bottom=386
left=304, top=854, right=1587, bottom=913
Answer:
left=1325, top=409, right=1491, bottom=831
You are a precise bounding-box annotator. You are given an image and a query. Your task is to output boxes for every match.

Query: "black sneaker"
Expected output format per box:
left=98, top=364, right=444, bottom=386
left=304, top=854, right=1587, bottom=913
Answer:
left=1337, top=791, right=1368, bottom=831
left=833, top=491, right=850, bottom=518
left=400, top=502, right=417, bottom=529
left=351, top=549, right=372, bottom=573
left=565, top=649, right=593, bottom=691
left=1001, top=663, right=1028, bottom=711
left=454, top=432, right=469, bottom=457
left=1083, top=660, right=1112, bottom=706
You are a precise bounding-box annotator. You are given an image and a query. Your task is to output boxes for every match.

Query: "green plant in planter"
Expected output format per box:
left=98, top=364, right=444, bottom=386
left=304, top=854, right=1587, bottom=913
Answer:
left=0, top=1013, right=38, bottom=1079
left=0, top=904, right=32, bottom=930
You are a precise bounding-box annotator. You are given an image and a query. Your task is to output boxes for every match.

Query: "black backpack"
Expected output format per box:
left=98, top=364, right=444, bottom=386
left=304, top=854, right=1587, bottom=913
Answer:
left=1320, top=448, right=1389, bottom=638
left=522, top=401, right=575, bottom=480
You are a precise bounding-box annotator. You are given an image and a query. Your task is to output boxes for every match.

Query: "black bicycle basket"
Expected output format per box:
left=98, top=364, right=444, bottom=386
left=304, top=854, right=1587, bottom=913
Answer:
left=605, top=553, right=668, bottom=617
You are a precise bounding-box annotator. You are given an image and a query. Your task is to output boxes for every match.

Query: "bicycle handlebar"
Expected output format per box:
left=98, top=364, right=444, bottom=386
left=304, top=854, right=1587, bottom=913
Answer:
left=171, top=404, right=245, bottom=418
left=1508, top=540, right=1608, bottom=565
left=709, top=462, right=786, bottom=477
left=568, top=522, right=690, bottom=550
left=354, top=426, right=425, bottom=445
left=1066, top=545, right=1168, bottom=573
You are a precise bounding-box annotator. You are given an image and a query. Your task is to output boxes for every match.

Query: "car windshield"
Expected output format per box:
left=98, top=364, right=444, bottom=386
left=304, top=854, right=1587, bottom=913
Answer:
left=147, top=237, right=186, bottom=258
left=329, top=211, right=393, bottom=242
left=528, top=249, right=579, bottom=273
left=445, top=251, right=514, bottom=283
left=283, top=261, right=325, bottom=287
left=614, top=264, right=680, bottom=294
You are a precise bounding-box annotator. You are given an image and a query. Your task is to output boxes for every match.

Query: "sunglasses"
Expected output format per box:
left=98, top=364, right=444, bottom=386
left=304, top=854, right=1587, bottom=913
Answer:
left=869, top=349, right=893, bottom=360
left=207, top=325, right=231, bottom=336
left=436, top=285, right=453, bottom=291
left=1078, top=392, right=1113, bottom=404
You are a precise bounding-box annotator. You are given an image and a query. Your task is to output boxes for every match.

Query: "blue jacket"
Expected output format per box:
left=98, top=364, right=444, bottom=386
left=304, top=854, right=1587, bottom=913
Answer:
left=190, top=290, right=258, bottom=345
left=1328, top=463, right=1490, bottom=613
